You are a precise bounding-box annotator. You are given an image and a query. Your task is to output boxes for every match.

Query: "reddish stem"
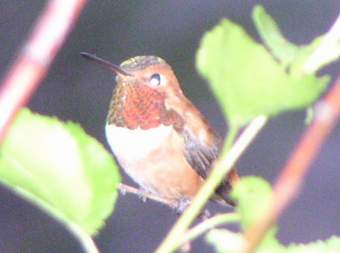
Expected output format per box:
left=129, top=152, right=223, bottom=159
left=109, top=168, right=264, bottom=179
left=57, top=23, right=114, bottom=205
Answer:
left=118, top=183, right=177, bottom=208
left=0, top=0, right=87, bottom=142
left=243, top=76, right=340, bottom=253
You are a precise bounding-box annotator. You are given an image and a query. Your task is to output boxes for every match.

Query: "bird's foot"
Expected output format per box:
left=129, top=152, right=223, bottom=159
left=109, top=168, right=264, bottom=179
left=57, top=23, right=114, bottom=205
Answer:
left=175, top=198, right=192, bottom=215
left=198, top=209, right=211, bottom=221
left=174, top=198, right=211, bottom=221
left=136, top=188, right=149, bottom=202
left=118, top=186, right=127, bottom=195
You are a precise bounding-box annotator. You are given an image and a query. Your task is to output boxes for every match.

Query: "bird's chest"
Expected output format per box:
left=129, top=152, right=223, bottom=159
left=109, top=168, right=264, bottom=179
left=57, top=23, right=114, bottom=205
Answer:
left=105, top=124, right=185, bottom=187
left=105, top=123, right=203, bottom=200
left=105, top=124, right=174, bottom=162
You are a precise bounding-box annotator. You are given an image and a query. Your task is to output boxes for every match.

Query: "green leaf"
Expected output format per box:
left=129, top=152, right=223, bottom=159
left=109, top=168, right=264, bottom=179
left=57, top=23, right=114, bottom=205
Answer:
left=253, top=5, right=326, bottom=73
left=206, top=229, right=243, bottom=253
left=209, top=178, right=340, bottom=253
left=231, top=177, right=281, bottom=250
left=0, top=109, right=120, bottom=235
left=207, top=230, right=340, bottom=253
left=231, top=177, right=272, bottom=229
left=286, top=236, right=340, bottom=253
left=196, top=18, right=329, bottom=128
left=252, top=5, right=300, bottom=66
left=206, top=228, right=285, bottom=253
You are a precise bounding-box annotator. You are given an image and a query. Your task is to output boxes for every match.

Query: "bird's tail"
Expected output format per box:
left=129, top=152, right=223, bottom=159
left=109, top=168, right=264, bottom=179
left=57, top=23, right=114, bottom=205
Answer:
left=227, top=168, right=240, bottom=187
left=214, top=168, right=240, bottom=206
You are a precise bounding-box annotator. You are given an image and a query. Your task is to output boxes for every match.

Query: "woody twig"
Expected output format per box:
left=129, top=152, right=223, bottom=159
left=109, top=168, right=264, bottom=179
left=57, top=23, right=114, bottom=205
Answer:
left=242, top=75, right=340, bottom=253
left=0, top=0, right=87, bottom=142
left=118, top=183, right=177, bottom=208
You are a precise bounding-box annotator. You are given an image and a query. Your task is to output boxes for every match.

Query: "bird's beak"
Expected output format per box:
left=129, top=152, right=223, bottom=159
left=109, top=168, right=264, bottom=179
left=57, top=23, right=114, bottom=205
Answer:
left=80, top=52, right=132, bottom=76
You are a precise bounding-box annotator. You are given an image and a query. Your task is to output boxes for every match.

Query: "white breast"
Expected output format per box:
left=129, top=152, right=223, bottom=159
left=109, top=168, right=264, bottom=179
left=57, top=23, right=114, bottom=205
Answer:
left=105, top=124, right=173, bottom=164
left=105, top=124, right=200, bottom=198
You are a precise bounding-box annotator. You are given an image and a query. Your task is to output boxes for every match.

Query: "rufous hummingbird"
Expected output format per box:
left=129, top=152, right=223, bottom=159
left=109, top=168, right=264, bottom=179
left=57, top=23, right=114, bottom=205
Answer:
left=80, top=52, right=239, bottom=211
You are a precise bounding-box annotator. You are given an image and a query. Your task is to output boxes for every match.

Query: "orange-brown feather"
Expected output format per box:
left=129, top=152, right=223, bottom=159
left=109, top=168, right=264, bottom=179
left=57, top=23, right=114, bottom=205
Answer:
left=106, top=56, right=237, bottom=206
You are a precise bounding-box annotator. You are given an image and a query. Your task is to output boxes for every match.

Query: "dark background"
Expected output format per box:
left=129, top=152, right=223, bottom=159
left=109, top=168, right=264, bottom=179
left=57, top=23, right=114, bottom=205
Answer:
left=0, top=1, right=339, bottom=253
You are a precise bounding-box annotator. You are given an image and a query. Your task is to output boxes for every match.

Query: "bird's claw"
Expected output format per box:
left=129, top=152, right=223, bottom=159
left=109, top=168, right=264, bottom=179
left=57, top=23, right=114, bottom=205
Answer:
left=119, top=186, right=127, bottom=195
left=175, top=198, right=211, bottom=220
left=198, top=209, right=211, bottom=221
left=137, top=188, right=148, bottom=202
left=175, top=198, right=192, bottom=215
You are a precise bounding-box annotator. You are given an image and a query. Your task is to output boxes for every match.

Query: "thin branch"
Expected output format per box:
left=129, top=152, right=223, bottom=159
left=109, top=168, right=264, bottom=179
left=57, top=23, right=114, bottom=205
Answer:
left=117, top=183, right=176, bottom=208
left=303, top=13, right=340, bottom=74
left=155, top=116, right=268, bottom=253
left=177, top=213, right=239, bottom=249
left=242, top=76, right=340, bottom=253
left=118, top=184, right=240, bottom=249
left=0, top=0, right=87, bottom=142
left=67, top=222, right=100, bottom=253
left=242, top=13, right=340, bottom=252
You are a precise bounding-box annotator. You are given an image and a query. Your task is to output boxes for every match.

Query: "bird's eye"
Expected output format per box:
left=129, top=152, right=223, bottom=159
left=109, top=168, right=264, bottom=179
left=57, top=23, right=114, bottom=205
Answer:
left=149, top=73, right=162, bottom=87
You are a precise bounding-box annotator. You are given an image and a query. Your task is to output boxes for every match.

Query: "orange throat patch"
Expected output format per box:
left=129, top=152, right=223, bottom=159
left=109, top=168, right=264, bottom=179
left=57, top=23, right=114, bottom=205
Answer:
left=107, top=84, right=184, bottom=130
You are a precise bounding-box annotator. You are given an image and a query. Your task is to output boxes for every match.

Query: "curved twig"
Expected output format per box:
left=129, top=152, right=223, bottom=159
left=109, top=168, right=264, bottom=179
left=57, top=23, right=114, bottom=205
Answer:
left=0, top=0, right=87, bottom=142
left=117, top=183, right=176, bottom=208
left=243, top=76, right=340, bottom=253
left=155, top=116, right=268, bottom=253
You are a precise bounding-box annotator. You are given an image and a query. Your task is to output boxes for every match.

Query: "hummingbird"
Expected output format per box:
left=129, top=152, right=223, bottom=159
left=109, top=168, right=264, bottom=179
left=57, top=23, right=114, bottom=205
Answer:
left=80, top=52, right=239, bottom=211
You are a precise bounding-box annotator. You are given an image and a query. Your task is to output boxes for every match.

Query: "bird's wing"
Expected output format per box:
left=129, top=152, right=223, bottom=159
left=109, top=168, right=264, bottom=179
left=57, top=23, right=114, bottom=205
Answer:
left=182, top=128, right=221, bottom=179
left=182, top=127, right=236, bottom=206
left=177, top=99, right=239, bottom=206
left=165, top=95, right=237, bottom=205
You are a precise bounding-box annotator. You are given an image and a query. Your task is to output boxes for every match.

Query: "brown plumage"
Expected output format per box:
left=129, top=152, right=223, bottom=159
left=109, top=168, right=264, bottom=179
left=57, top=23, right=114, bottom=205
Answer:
left=81, top=53, right=239, bottom=209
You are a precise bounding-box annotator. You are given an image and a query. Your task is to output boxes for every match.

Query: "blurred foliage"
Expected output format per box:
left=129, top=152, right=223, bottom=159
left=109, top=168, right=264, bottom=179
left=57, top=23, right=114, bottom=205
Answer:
left=0, top=109, right=120, bottom=235
left=196, top=5, right=329, bottom=129
left=199, top=5, right=338, bottom=253
left=253, top=6, right=324, bottom=71
left=0, top=3, right=338, bottom=253
left=207, top=177, right=340, bottom=253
